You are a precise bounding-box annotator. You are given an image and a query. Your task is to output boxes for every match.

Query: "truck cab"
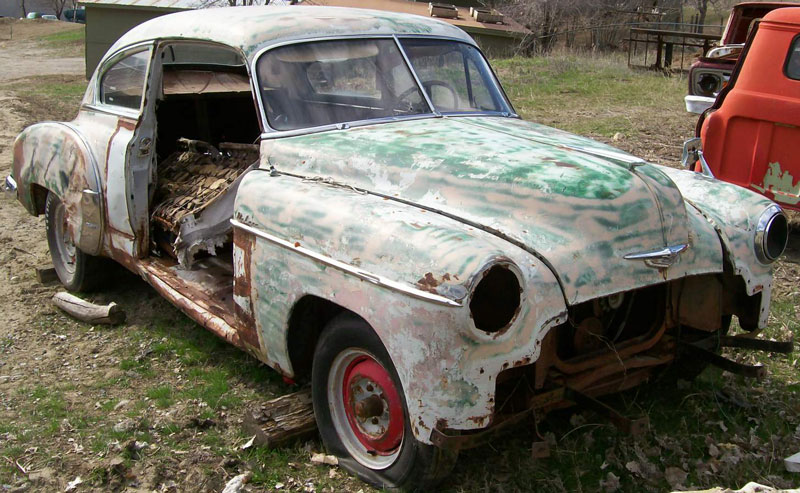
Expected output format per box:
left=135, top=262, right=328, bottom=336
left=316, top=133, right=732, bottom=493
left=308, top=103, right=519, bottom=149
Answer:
left=697, top=7, right=800, bottom=210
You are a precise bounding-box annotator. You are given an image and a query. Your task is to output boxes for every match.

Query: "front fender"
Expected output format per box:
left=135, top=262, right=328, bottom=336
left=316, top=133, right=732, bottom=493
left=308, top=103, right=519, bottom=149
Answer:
left=656, top=165, right=777, bottom=326
left=13, top=122, right=104, bottom=255
left=233, top=168, right=567, bottom=441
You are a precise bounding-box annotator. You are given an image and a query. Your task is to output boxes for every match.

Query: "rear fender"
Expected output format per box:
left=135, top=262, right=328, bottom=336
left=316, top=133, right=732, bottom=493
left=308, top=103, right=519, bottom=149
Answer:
left=13, top=122, right=104, bottom=255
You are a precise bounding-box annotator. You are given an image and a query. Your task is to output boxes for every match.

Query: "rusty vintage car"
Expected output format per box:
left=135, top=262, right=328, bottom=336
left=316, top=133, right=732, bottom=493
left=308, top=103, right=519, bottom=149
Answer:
left=6, top=6, right=791, bottom=489
left=685, top=2, right=800, bottom=114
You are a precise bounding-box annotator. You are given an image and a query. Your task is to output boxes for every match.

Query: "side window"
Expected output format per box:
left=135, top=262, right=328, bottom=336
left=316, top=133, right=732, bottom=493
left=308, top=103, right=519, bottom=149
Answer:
left=411, top=49, right=467, bottom=111
left=400, top=39, right=507, bottom=114
left=787, top=36, right=800, bottom=81
left=100, top=49, right=151, bottom=110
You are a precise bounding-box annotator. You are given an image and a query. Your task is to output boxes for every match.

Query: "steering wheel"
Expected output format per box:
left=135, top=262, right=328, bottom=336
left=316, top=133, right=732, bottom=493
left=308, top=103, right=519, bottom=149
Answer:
left=394, top=79, right=460, bottom=112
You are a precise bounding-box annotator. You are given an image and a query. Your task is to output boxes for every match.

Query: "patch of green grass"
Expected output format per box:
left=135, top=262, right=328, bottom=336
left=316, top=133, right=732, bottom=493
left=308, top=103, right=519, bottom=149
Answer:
left=32, top=80, right=86, bottom=100
left=29, top=384, right=49, bottom=400
left=119, top=357, right=156, bottom=378
left=3, top=74, right=87, bottom=124
left=0, top=335, right=13, bottom=352
left=180, top=368, right=234, bottom=409
left=35, top=26, right=85, bottom=57
left=494, top=53, right=688, bottom=143
left=39, top=29, right=84, bottom=44
left=147, top=385, right=174, bottom=409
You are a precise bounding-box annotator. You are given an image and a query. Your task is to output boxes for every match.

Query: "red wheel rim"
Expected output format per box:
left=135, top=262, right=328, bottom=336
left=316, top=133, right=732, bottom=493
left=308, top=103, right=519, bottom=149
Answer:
left=341, top=355, right=404, bottom=455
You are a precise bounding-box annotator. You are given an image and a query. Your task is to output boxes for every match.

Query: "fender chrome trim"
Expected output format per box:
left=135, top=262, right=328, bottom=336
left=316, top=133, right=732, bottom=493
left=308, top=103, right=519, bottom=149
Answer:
left=4, top=175, right=17, bottom=194
left=624, top=244, right=689, bottom=269
left=230, top=219, right=462, bottom=307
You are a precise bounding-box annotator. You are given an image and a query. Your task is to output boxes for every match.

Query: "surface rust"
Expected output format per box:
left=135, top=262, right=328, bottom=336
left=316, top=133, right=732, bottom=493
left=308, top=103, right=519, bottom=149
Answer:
left=7, top=6, right=784, bottom=449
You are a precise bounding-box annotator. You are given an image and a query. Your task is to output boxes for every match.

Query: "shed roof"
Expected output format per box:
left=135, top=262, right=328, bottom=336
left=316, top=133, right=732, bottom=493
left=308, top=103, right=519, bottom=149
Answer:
left=301, top=0, right=528, bottom=38
left=79, top=0, right=216, bottom=9
left=108, top=6, right=474, bottom=60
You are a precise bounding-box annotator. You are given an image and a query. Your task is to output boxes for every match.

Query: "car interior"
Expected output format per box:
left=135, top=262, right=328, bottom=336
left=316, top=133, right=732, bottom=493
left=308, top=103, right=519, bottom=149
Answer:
left=147, top=42, right=262, bottom=320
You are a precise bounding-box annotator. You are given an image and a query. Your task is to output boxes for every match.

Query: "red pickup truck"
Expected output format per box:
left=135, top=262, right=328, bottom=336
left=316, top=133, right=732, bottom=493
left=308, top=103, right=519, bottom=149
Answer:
left=685, top=2, right=800, bottom=114
left=685, top=7, right=800, bottom=211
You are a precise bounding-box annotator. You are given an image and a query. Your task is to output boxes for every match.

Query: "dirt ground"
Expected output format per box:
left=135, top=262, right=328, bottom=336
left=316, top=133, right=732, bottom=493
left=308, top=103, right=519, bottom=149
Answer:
left=0, top=21, right=83, bottom=359
left=0, top=20, right=296, bottom=493
left=0, top=19, right=798, bottom=493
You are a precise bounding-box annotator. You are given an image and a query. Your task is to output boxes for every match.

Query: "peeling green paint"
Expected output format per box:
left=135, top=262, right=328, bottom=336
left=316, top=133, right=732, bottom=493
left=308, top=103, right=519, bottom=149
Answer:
left=752, top=161, right=800, bottom=205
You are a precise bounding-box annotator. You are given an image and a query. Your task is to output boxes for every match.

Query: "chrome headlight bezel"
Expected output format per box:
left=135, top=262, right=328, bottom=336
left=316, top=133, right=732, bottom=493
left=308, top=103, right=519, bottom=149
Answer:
left=754, top=204, right=789, bottom=264
left=692, top=69, right=730, bottom=98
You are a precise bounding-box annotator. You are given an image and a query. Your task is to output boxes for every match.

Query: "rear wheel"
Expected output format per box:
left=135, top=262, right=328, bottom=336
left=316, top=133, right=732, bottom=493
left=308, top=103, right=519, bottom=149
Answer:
left=45, top=192, right=106, bottom=292
left=311, top=314, right=457, bottom=490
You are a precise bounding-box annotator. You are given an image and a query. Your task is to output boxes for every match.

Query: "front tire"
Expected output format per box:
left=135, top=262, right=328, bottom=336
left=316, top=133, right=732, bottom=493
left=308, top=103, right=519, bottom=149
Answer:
left=311, top=314, right=457, bottom=490
left=45, top=192, right=105, bottom=292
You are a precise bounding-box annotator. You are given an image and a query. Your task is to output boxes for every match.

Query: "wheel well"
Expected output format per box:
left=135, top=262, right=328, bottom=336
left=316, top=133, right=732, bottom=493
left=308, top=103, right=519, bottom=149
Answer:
left=721, top=251, right=761, bottom=331
left=30, top=184, right=49, bottom=215
left=287, top=295, right=358, bottom=380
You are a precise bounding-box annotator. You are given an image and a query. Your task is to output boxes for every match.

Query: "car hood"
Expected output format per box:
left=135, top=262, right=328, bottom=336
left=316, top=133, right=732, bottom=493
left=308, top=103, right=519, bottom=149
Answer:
left=264, top=116, right=721, bottom=304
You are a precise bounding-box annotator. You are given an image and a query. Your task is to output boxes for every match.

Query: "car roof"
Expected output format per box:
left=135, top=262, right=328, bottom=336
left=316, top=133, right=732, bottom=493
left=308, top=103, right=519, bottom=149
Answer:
left=109, top=6, right=474, bottom=62
left=761, top=5, right=800, bottom=24
left=733, top=1, right=800, bottom=8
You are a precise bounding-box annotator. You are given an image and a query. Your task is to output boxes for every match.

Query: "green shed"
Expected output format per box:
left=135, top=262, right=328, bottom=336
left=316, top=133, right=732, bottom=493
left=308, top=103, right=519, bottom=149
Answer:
left=79, top=0, right=205, bottom=79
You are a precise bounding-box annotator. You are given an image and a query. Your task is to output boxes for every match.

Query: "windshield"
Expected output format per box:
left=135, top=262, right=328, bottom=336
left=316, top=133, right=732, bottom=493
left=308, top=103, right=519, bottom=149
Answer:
left=256, top=38, right=511, bottom=131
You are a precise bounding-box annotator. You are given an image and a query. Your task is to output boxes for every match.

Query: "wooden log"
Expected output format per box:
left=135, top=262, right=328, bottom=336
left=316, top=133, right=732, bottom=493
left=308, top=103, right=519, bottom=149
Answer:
left=35, top=265, right=58, bottom=285
left=52, top=292, right=126, bottom=325
left=242, top=388, right=317, bottom=448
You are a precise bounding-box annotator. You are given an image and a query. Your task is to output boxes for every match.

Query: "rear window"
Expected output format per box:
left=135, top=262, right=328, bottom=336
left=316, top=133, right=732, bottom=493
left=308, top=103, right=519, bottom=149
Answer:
left=787, top=35, right=800, bottom=80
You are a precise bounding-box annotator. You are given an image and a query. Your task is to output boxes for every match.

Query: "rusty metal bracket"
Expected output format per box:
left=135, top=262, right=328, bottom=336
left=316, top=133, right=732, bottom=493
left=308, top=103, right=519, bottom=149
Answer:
left=680, top=342, right=767, bottom=379
left=429, top=409, right=533, bottom=451
left=563, top=387, right=649, bottom=435
left=719, top=334, right=794, bottom=354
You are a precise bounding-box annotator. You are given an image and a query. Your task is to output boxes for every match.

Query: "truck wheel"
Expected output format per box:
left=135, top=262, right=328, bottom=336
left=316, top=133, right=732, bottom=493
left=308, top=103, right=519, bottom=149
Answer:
left=45, top=192, right=105, bottom=292
left=311, top=314, right=457, bottom=490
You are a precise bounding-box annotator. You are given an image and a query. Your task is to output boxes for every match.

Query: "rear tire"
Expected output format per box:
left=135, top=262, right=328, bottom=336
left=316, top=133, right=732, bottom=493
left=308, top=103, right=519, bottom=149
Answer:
left=311, top=314, right=457, bottom=490
left=45, top=192, right=106, bottom=292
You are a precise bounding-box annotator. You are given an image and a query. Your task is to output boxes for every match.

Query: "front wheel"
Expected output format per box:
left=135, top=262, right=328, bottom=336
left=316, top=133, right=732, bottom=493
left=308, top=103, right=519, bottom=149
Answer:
left=311, top=314, right=457, bottom=490
left=45, top=192, right=106, bottom=292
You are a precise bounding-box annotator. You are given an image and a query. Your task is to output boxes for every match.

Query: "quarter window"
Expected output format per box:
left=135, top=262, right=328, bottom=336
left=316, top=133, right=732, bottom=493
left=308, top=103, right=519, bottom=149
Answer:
left=787, top=36, right=800, bottom=80
left=100, top=49, right=151, bottom=110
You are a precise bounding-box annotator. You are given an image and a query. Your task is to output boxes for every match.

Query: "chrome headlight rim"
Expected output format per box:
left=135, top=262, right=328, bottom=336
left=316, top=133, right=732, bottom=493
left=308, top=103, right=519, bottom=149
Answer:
left=755, top=204, right=789, bottom=264
left=692, top=68, right=730, bottom=98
